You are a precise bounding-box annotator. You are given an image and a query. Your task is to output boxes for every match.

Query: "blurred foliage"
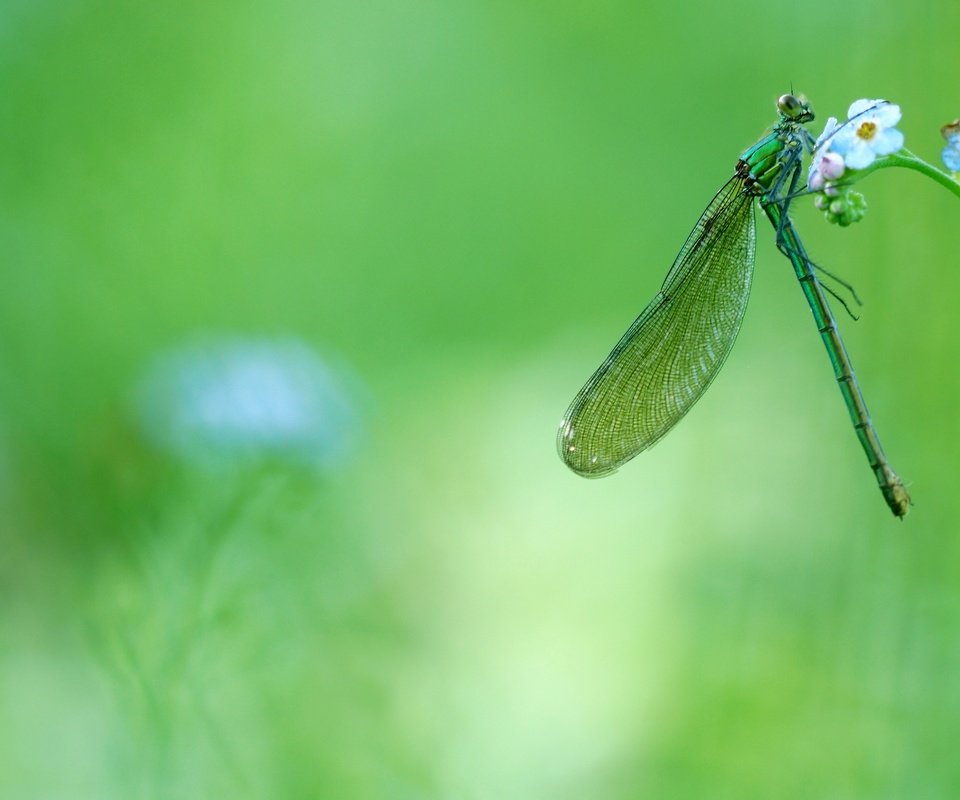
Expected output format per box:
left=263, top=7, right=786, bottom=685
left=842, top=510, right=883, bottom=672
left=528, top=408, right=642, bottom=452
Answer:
left=2, top=0, right=960, bottom=797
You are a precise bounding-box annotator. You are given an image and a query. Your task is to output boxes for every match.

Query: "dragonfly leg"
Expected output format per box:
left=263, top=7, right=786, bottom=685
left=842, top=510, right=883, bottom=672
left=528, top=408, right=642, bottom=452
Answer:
left=765, top=159, right=861, bottom=317
left=809, top=261, right=862, bottom=306
left=763, top=197, right=911, bottom=518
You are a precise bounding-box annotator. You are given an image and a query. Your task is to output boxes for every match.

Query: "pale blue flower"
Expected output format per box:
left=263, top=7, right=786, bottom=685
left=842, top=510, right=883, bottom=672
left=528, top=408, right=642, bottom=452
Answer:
left=830, top=99, right=904, bottom=170
left=944, top=141, right=960, bottom=172
left=137, top=337, right=361, bottom=469
left=941, top=120, right=960, bottom=172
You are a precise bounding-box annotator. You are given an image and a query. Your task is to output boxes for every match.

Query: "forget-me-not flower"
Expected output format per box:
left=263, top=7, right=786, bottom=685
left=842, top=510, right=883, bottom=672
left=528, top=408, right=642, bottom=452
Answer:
left=830, top=99, right=904, bottom=170
left=942, top=120, right=960, bottom=172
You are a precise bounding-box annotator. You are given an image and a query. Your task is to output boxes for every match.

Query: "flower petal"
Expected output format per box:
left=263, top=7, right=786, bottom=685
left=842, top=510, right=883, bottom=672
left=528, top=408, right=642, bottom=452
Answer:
left=873, top=103, right=901, bottom=127
left=815, top=116, right=840, bottom=148
left=872, top=128, right=904, bottom=156
left=843, top=142, right=876, bottom=170
left=829, top=126, right=855, bottom=155
left=943, top=142, right=960, bottom=171
left=847, top=98, right=884, bottom=118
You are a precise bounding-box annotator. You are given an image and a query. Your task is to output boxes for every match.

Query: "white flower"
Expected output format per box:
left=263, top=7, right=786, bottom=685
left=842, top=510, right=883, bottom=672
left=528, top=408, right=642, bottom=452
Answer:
left=830, top=99, right=904, bottom=170
left=808, top=116, right=845, bottom=192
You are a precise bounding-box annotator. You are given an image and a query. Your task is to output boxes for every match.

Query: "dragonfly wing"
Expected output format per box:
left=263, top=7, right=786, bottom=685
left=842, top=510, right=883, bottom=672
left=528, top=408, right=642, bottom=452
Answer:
left=558, top=177, right=756, bottom=476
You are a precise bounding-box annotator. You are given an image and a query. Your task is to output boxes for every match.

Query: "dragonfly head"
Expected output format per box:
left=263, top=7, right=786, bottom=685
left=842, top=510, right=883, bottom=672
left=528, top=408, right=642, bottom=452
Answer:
left=777, top=93, right=815, bottom=124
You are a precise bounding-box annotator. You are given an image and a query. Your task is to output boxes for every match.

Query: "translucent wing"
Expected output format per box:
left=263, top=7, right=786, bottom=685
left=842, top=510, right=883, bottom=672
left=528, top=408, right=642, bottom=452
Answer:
left=558, top=177, right=756, bottom=476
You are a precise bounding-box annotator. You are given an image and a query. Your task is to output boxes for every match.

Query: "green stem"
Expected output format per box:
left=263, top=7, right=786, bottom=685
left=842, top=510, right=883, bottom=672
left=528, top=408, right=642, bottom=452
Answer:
left=846, top=148, right=960, bottom=200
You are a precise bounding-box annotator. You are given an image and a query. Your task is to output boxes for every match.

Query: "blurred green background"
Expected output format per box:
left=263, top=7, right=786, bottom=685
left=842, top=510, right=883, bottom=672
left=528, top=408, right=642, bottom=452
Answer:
left=2, top=0, right=960, bottom=797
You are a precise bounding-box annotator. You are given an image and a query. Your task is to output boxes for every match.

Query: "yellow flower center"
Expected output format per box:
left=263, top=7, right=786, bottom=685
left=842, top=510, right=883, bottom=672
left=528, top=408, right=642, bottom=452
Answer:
left=856, top=121, right=877, bottom=141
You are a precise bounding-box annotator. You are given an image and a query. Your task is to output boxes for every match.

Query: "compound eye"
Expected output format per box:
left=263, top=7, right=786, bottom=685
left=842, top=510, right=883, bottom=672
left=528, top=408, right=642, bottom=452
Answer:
left=778, top=94, right=802, bottom=118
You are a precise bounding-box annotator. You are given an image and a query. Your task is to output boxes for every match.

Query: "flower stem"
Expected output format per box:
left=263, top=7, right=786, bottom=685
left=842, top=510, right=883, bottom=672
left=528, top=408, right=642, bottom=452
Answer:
left=847, top=148, right=960, bottom=200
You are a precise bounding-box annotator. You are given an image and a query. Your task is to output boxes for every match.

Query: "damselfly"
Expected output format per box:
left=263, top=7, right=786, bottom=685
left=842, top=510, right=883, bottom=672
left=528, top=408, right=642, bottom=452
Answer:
left=557, top=94, right=911, bottom=518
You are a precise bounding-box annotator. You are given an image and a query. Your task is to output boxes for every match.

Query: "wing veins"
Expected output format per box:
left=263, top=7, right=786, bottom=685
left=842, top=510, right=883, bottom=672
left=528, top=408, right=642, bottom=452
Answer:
left=559, top=176, right=757, bottom=476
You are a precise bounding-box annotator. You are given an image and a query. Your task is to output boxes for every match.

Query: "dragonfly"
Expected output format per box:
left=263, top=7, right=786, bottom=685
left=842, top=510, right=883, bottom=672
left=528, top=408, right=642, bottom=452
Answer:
left=557, top=93, right=911, bottom=518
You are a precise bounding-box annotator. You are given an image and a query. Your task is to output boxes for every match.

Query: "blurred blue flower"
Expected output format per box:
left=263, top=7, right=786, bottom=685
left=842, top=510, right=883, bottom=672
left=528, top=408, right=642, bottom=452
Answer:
left=941, top=120, right=960, bottom=172
left=137, top=337, right=362, bottom=469
left=831, top=98, right=904, bottom=170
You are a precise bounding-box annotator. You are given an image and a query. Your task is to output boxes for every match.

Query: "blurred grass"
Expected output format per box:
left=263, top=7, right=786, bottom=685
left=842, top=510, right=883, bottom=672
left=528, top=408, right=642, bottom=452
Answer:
left=2, top=0, right=960, bottom=797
